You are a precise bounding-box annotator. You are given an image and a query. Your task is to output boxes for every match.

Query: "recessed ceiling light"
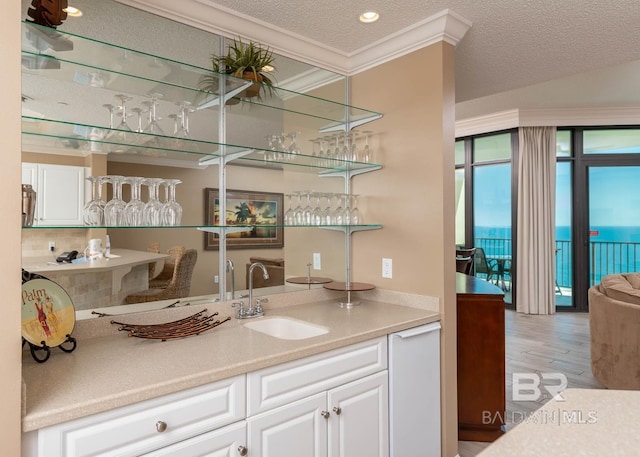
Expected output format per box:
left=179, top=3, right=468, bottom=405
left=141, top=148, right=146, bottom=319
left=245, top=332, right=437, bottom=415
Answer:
left=359, top=11, right=379, bottom=23
left=261, top=65, right=274, bottom=73
left=63, top=6, right=83, bottom=17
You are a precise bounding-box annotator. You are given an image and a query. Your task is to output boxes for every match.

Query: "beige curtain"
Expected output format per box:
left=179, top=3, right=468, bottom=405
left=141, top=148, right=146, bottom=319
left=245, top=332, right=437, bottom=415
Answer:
left=516, top=127, right=556, bottom=314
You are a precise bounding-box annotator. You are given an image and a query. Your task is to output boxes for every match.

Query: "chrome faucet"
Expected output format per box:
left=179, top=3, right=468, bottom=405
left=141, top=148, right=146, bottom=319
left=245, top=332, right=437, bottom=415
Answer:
left=226, top=259, right=235, bottom=300
left=233, top=262, right=269, bottom=319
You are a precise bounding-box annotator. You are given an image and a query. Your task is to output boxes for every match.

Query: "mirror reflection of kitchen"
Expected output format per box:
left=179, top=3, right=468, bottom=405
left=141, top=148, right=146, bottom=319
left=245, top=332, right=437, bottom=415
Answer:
left=20, top=0, right=350, bottom=318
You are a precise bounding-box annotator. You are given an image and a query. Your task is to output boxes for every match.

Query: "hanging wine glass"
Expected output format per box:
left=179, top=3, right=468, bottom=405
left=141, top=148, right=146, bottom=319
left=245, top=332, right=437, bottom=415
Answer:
left=123, top=176, right=146, bottom=227
left=143, top=178, right=165, bottom=226
left=162, top=179, right=183, bottom=226
left=105, top=94, right=134, bottom=154
left=103, top=175, right=126, bottom=226
left=82, top=176, right=105, bottom=226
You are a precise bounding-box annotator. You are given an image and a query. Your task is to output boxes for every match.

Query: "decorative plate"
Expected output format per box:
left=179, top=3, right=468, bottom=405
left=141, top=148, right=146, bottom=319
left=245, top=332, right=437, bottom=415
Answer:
left=21, top=275, right=76, bottom=348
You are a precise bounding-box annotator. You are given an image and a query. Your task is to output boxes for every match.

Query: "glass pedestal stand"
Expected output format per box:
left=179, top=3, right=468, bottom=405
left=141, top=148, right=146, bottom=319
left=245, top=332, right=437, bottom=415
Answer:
left=323, top=281, right=375, bottom=308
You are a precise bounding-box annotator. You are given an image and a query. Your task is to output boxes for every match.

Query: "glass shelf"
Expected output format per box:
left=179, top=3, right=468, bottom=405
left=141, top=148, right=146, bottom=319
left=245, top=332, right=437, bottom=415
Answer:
left=21, top=21, right=381, bottom=131
left=23, top=224, right=382, bottom=230
left=22, top=117, right=382, bottom=173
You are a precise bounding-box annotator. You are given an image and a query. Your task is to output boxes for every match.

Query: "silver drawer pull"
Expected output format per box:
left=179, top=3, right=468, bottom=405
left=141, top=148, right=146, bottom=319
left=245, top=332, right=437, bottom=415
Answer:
left=321, top=410, right=330, bottom=419
left=155, top=420, right=167, bottom=432
left=238, top=445, right=248, bottom=456
left=332, top=406, right=342, bottom=415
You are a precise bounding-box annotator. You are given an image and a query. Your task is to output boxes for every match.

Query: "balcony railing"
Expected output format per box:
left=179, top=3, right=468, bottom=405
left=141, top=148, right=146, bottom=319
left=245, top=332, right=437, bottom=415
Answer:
left=474, top=237, right=640, bottom=288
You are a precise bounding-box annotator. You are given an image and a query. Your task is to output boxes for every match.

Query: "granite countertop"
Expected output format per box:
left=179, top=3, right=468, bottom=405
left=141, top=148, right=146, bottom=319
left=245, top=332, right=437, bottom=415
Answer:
left=22, top=292, right=439, bottom=432
left=477, top=388, right=640, bottom=456
left=22, top=249, right=169, bottom=273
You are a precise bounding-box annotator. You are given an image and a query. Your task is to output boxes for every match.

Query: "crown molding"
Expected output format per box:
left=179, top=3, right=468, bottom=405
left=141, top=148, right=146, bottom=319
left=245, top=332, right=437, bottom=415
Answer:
left=115, top=0, right=471, bottom=75
left=455, top=107, right=640, bottom=137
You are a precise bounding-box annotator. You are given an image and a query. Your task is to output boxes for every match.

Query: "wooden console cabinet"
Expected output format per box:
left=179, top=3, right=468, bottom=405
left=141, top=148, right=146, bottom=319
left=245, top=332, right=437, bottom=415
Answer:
left=456, top=272, right=506, bottom=442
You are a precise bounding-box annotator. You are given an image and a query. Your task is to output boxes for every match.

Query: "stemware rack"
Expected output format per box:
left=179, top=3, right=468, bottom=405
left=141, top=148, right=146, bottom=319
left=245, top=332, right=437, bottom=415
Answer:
left=21, top=20, right=383, bottom=300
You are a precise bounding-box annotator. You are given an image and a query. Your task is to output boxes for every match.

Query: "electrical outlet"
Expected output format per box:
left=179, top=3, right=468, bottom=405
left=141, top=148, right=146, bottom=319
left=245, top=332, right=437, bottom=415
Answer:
left=313, top=253, right=321, bottom=270
left=214, top=275, right=219, bottom=283
left=382, top=258, right=392, bottom=278
left=48, top=241, right=56, bottom=252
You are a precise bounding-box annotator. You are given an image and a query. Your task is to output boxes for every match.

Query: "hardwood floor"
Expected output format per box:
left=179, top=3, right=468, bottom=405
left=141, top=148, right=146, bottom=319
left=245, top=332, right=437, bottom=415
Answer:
left=458, top=310, right=604, bottom=457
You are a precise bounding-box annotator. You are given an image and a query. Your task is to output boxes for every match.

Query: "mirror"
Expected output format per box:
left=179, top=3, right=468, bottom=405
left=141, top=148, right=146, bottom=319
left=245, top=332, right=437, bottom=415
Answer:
left=21, top=0, right=351, bottom=317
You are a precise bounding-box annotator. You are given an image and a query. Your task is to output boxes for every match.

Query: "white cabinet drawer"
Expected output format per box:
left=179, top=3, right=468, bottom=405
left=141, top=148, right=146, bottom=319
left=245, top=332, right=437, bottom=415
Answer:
left=141, top=421, right=246, bottom=457
left=247, top=337, right=387, bottom=416
left=33, top=375, right=245, bottom=457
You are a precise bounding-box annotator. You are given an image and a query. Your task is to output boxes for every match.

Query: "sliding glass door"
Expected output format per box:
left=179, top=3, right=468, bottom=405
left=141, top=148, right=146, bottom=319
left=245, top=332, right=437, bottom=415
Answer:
left=587, top=166, right=640, bottom=285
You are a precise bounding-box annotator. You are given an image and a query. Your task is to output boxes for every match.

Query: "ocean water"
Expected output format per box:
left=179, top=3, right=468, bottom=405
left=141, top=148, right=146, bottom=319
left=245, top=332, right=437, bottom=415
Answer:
left=474, top=226, right=640, bottom=286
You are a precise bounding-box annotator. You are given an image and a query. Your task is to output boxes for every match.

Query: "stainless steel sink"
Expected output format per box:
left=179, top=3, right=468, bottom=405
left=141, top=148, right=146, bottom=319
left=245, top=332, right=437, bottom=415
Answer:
left=243, top=317, right=329, bottom=340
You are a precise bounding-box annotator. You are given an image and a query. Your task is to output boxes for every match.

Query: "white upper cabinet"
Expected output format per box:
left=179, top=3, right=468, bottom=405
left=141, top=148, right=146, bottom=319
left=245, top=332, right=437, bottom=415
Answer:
left=22, top=163, right=86, bottom=226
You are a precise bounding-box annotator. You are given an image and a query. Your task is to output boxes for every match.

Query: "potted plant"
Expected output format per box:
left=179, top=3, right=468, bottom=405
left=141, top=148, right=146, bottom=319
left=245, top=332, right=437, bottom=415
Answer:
left=201, top=37, right=277, bottom=103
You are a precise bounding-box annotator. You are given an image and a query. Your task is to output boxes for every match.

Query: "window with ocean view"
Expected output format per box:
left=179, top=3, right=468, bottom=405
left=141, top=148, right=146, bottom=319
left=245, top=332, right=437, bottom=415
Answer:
left=457, top=126, right=640, bottom=312
left=588, top=166, right=640, bottom=285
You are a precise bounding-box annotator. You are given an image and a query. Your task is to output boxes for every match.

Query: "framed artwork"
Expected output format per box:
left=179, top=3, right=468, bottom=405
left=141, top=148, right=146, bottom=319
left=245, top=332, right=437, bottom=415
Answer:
left=204, top=188, right=284, bottom=250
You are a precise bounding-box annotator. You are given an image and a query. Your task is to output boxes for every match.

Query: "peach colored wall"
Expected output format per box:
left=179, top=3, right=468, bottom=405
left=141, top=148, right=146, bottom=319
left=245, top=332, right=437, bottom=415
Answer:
left=2, top=2, right=23, bottom=455
left=351, top=43, right=457, bottom=456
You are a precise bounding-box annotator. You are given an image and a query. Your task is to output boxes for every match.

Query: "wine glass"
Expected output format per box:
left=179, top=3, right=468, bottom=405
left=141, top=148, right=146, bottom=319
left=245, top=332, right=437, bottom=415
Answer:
left=175, top=101, right=193, bottom=139
left=287, top=131, right=301, bottom=156
left=311, top=192, right=323, bottom=225
left=333, top=192, right=344, bottom=225
left=143, top=178, right=165, bottom=226
left=105, top=94, right=134, bottom=154
left=284, top=193, right=295, bottom=225
left=142, top=93, right=166, bottom=148
left=82, top=176, right=105, bottom=225
left=292, top=191, right=304, bottom=226
left=123, top=176, right=146, bottom=226
left=103, top=175, right=126, bottom=226
left=350, top=194, right=363, bottom=224
left=321, top=192, right=333, bottom=225
left=301, top=191, right=313, bottom=225
left=341, top=193, right=351, bottom=225
left=350, top=131, right=359, bottom=162
left=362, top=131, right=373, bottom=163
left=162, top=179, right=183, bottom=226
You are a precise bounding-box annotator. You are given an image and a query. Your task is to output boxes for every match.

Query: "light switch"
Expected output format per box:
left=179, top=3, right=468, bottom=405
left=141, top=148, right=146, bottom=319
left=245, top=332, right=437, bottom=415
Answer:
left=313, top=253, right=321, bottom=270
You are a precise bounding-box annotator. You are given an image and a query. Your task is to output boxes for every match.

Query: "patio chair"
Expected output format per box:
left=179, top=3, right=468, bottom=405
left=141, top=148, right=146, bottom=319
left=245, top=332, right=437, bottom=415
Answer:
left=474, top=247, right=498, bottom=284
left=456, top=256, right=474, bottom=275
left=456, top=247, right=477, bottom=275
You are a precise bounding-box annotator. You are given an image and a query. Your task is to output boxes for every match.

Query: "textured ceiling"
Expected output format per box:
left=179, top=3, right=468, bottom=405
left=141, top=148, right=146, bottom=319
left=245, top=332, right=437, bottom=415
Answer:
left=193, top=0, right=640, bottom=102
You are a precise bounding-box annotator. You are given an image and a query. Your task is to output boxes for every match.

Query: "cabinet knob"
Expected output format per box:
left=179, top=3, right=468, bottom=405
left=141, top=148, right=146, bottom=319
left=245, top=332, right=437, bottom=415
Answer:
left=332, top=406, right=342, bottom=415
left=238, top=445, right=248, bottom=456
left=155, top=420, right=167, bottom=432
left=321, top=410, right=330, bottom=419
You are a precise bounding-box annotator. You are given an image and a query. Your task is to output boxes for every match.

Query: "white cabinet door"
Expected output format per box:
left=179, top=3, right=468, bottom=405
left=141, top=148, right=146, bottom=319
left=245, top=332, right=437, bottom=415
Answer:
left=247, top=392, right=328, bottom=457
left=22, top=163, right=86, bottom=226
left=141, top=421, right=246, bottom=457
left=327, top=371, right=389, bottom=457
left=37, top=164, right=85, bottom=226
